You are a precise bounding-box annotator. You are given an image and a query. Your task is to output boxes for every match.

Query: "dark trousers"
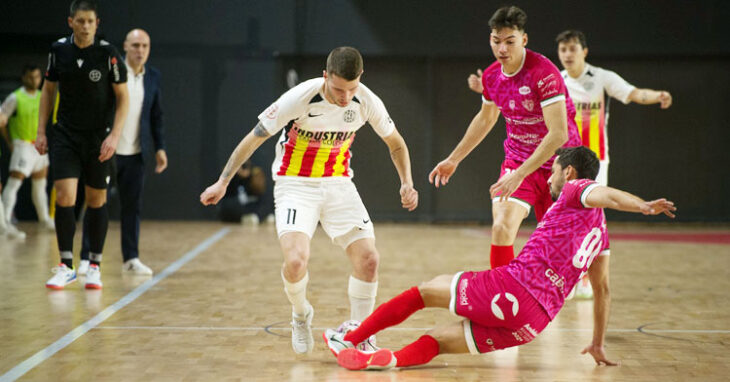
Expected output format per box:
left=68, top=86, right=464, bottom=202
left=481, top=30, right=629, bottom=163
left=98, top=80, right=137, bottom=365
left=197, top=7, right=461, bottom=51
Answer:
left=82, top=154, right=144, bottom=262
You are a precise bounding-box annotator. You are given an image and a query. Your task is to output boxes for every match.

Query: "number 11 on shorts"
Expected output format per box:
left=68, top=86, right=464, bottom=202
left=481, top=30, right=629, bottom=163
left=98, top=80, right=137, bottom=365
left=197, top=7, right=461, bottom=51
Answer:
left=286, top=208, right=297, bottom=225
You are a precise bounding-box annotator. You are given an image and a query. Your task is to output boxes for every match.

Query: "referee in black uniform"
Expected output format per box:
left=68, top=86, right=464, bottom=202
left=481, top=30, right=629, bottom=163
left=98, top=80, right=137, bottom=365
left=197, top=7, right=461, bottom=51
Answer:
left=36, top=0, right=129, bottom=290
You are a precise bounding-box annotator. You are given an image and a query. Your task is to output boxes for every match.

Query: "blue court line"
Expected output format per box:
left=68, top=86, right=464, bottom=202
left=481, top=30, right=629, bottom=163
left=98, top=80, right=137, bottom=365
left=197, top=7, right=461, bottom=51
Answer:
left=0, top=227, right=230, bottom=382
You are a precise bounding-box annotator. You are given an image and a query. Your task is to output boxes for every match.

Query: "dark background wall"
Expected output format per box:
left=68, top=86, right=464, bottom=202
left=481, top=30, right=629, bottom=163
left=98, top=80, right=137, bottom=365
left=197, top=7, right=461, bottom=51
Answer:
left=1, top=0, right=728, bottom=222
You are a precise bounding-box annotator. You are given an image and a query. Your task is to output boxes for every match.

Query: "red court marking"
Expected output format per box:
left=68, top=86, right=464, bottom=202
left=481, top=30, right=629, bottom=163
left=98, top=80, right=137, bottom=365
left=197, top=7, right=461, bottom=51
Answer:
left=515, top=230, right=730, bottom=245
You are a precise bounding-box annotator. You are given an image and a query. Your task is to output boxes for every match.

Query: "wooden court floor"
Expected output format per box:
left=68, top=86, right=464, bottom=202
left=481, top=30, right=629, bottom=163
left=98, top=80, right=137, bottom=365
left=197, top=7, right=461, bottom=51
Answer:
left=1, top=221, right=729, bottom=381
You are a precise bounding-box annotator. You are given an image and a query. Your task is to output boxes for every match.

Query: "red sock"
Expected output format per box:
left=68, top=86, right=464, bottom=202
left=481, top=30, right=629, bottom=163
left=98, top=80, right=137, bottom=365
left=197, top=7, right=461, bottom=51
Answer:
left=490, top=244, right=514, bottom=269
left=394, top=335, right=440, bottom=367
left=344, top=286, right=424, bottom=345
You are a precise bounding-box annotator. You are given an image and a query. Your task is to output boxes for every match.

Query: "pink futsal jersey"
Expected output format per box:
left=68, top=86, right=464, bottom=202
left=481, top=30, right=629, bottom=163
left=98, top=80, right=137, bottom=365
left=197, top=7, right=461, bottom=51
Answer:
left=481, top=49, right=581, bottom=170
left=506, top=178, right=609, bottom=318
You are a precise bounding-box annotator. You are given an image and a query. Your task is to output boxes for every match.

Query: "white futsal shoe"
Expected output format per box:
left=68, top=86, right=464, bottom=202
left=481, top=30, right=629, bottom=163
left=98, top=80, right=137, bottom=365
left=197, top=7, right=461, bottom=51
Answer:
left=337, top=320, right=378, bottom=352
left=2, top=223, right=26, bottom=240
left=40, top=218, right=56, bottom=231
left=323, top=328, right=355, bottom=356
left=85, top=264, right=103, bottom=289
left=291, top=305, right=314, bottom=354
left=46, top=263, right=77, bottom=289
left=122, top=258, right=154, bottom=275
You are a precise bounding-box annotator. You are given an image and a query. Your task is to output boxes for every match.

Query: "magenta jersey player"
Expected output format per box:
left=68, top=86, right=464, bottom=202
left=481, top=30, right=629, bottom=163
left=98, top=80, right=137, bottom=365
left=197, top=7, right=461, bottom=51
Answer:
left=507, top=178, right=609, bottom=318
left=481, top=48, right=581, bottom=170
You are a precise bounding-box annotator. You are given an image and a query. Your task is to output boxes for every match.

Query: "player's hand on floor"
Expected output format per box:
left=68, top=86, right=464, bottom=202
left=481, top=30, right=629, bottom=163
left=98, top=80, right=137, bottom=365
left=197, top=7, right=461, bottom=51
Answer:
left=99, top=133, right=119, bottom=162
left=200, top=181, right=226, bottom=206
left=581, top=344, right=620, bottom=366
left=641, top=198, right=676, bottom=218
left=429, top=159, right=458, bottom=188
left=400, top=184, right=418, bottom=211
left=489, top=170, right=525, bottom=201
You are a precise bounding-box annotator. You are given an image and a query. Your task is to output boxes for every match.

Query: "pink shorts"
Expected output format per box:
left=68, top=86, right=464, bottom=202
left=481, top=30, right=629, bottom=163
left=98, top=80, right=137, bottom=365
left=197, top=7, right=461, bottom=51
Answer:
left=449, top=267, right=551, bottom=354
left=493, top=159, right=553, bottom=221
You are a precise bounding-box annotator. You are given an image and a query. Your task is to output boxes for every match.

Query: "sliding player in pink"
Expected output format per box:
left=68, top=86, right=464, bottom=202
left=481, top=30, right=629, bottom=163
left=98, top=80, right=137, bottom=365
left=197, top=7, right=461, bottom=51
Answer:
left=430, top=5, right=581, bottom=270
left=325, top=146, right=676, bottom=370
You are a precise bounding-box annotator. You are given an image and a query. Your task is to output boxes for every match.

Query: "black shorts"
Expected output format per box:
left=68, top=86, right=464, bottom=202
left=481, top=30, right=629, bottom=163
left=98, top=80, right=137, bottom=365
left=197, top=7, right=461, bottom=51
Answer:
left=49, top=124, right=111, bottom=189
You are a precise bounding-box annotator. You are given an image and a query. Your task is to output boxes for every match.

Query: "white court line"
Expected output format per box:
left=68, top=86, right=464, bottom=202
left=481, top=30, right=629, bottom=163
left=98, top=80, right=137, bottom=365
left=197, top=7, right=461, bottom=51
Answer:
left=0, top=228, right=230, bottom=382
left=93, top=326, right=730, bottom=334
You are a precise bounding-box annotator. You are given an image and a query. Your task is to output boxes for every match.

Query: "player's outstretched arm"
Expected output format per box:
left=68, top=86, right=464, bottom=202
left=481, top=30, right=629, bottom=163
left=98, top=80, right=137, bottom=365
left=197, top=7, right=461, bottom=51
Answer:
left=584, top=186, right=676, bottom=218
left=429, top=102, right=499, bottom=188
left=582, top=255, right=619, bottom=366
left=200, top=122, right=271, bottom=206
left=35, top=80, right=58, bottom=155
left=382, top=129, right=418, bottom=211
left=628, top=88, right=672, bottom=109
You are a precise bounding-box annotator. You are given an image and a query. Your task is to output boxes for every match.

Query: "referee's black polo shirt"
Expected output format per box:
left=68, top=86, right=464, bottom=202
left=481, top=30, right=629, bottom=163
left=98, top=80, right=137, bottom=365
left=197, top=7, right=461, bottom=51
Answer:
left=45, top=34, right=127, bottom=131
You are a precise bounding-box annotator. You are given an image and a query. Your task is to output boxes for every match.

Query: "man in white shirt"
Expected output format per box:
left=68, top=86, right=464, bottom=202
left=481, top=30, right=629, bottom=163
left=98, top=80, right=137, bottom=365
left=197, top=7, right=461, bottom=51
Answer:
left=80, top=29, right=167, bottom=276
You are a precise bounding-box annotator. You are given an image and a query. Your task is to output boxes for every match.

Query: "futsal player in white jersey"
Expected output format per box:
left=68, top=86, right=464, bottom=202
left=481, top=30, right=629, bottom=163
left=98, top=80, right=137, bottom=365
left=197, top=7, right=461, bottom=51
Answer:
left=555, top=30, right=672, bottom=298
left=201, top=46, right=419, bottom=354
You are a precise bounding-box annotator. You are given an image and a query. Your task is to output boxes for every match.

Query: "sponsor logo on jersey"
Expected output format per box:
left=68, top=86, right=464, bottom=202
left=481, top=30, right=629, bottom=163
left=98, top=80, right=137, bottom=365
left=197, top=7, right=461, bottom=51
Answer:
left=111, top=57, right=120, bottom=82
left=291, top=124, right=355, bottom=144
left=544, top=268, right=566, bottom=294
left=343, top=110, right=356, bottom=123
left=511, top=323, right=538, bottom=343
left=584, top=81, right=594, bottom=91
left=459, top=278, right=469, bottom=306
left=491, top=293, right=519, bottom=320
left=509, top=100, right=515, bottom=110
left=519, top=86, right=531, bottom=95
left=537, top=73, right=555, bottom=89
left=89, top=69, right=102, bottom=82
left=76, top=59, right=84, bottom=68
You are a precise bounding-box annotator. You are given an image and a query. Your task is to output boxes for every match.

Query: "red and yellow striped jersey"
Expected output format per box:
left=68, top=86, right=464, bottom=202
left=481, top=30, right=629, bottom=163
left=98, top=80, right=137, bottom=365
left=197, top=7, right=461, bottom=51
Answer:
left=562, top=64, right=635, bottom=162
left=258, top=78, right=395, bottom=180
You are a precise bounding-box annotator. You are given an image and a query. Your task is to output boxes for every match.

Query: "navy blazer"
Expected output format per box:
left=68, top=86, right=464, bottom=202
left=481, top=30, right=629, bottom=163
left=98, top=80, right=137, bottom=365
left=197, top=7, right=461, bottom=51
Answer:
left=139, top=65, right=165, bottom=160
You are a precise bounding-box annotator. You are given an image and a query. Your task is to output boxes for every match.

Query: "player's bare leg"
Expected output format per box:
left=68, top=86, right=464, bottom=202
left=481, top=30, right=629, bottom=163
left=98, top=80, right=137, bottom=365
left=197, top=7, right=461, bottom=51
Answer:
left=490, top=200, right=528, bottom=268
left=279, top=231, right=314, bottom=353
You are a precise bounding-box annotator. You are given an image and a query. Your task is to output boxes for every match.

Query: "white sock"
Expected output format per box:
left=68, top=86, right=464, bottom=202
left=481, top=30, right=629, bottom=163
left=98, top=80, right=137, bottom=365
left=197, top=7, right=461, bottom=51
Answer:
left=2, top=177, right=22, bottom=221
left=0, top=195, right=7, bottom=230
left=31, top=178, right=51, bottom=222
left=348, top=275, right=378, bottom=322
left=282, top=270, right=311, bottom=316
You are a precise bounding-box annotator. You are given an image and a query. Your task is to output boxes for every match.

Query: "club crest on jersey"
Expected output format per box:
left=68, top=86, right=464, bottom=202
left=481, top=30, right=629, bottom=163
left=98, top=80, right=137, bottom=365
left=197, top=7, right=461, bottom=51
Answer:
left=522, top=99, right=534, bottom=111
left=89, top=69, right=102, bottom=82
left=584, top=81, right=594, bottom=91
left=343, top=110, right=356, bottom=123
left=509, top=100, right=515, bottom=110
left=519, top=86, right=531, bottom=95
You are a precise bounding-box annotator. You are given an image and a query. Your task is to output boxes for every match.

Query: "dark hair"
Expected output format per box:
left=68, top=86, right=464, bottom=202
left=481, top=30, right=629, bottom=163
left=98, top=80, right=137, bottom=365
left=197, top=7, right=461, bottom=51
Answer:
left=326, top=46, right=363, bottom=81
left=22, top=63, right=41, bottom=75
left=555, top=146, right=599, bottom=180
left=488, top=6, right=527, bottom=32
left=555, top=30, right=588, bottom=49
left=70, top=0, right=97, bottom=17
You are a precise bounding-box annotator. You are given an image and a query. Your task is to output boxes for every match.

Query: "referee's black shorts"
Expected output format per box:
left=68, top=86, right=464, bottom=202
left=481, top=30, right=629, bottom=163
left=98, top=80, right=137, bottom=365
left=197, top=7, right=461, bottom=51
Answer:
left=48, top=124, right=111, bottom=189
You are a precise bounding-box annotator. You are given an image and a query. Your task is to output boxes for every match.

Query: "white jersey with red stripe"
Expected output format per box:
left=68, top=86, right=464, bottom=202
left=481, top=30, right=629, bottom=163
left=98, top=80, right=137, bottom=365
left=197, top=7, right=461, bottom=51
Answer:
left=561, top=64, right=635, bottom=162
left=258, top=78, right=395, bottom=180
